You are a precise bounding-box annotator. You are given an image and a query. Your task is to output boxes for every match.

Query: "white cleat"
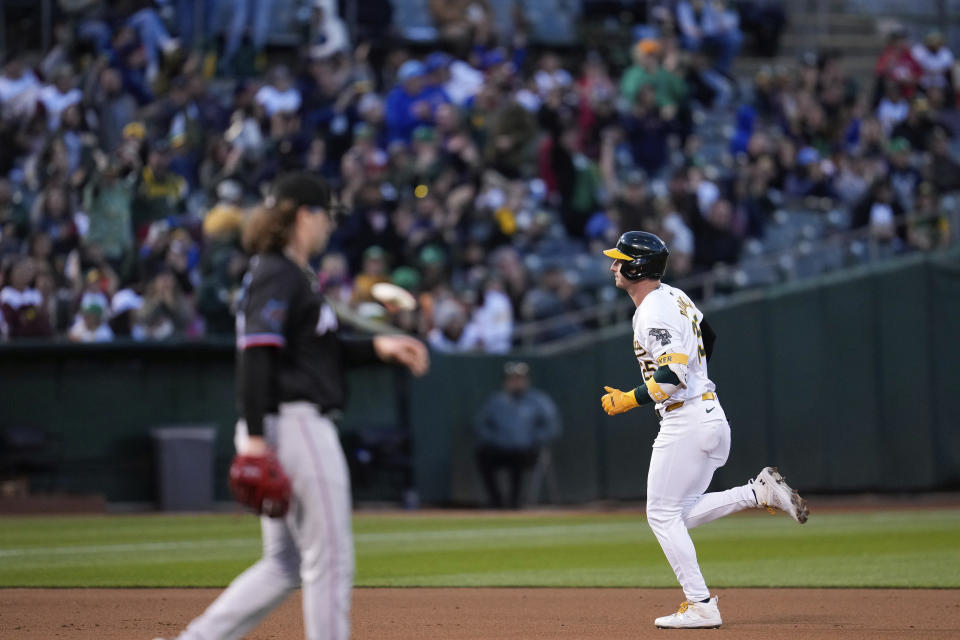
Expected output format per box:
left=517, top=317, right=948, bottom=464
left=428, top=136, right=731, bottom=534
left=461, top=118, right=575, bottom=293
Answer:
left=752, top=466, right=809, bottom=523
left=655, top=596, right=722, bottom=629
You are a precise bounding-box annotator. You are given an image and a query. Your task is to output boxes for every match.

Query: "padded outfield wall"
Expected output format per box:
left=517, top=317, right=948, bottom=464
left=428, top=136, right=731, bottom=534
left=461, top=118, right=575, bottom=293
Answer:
left=1, top=248, right=958, bottom=505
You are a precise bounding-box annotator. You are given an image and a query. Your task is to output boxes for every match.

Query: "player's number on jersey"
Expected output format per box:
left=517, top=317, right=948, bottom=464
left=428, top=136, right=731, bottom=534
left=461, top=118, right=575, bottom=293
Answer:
left=634, top=342, right=658, bottom=380
left=691, top=319, right=706, bottom=364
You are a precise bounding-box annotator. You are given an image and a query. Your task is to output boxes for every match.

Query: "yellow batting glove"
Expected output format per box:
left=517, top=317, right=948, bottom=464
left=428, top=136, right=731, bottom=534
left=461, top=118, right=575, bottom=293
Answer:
left=602, top=386, right=639, bottom=416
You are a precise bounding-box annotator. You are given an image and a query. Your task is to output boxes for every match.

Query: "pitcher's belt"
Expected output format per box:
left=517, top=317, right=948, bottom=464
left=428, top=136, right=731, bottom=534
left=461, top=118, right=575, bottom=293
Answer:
left=664, top=392, right=716, bottom=413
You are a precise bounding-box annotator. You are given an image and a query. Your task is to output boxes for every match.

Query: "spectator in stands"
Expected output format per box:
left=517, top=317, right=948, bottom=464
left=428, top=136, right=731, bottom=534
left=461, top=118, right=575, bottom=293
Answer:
left=132, top=139, right=187, bottom=230
left=68, top=291, right=114, bottom=342
left=469, top=276, right=514, bottom=353
left=787, top=147, right=837, bottom=202
left=851, top=177, right=906, bottom=245
left=688, top=165, right=721, bottom=217
left=255, top=65, right=302, bottom=118
left=876, top=79, right=911, bottom=136
left=221, top=0, right=275, bottom=74
left=874, top=28, right=921, bottom=105
left=31, top=184, right=79, bottom=258
left=410, top=125, right=443, bottom=187
left=676, top=0, right=743, bottom=74
left=125, top=2, right=181, bottom=82
left=473, top=361, right=561, bottom=509
left=352, top=245, right=392, bottom=305
left=0, top=178, right=28, bottom=248
left=132, top=269, right=194, bottom=340
left=656, top=197, right=695, bottom=278
left=0, top=257, right=53, bottom=338
left=886, top=137, right=921, bottom=211
left=39, top=64, right=82, bottom=131
left=386, top=60, right=434, bottom=144
left=693, top=198, right=743, bottom=270
left=911, top=31, right=954, bottom=98
left=907, top=182, right=952, bottom=251
left=546, top=123, right=603, bottom=237
left=317, top=251, right=354, bottom=304
left=425, top=51, right=483, bottom=107
left=0, top=52, right=41, bottom=123
left=90, top=65, right=138, bottom=153
left=175, top=0, right=218, bottom=51
left=83, top=152, right=138, bottom=276
left=520, top=266, right=592, bottom=342
left=33, top=259, right=71, bottom=334
left=834, top=152, right=872, bottom=205
left=850, top=115, right=888, bottom=161
left=925, top=84, right=960, bottom=137
left=155, top=75, right=205, bottom=187
left=309, top=0, right=351, bottom=60
left=892, top=96, right=939, bottom=152
left=609, top=169, right=656, bottom=232
left=427, top=297, right=481, bottom=352
left=429, top=0, right=495, bottom=49
left=622, top=85, right=671, bottom=178
left=108, top=286, right=144, bottom=338
left=485, top=98, right=537, bottom=179
left=927, top=128, right=960, bottom=193
left=737, top=0, right=787, bottom=57
left=621, top=39, right=688, bottom=113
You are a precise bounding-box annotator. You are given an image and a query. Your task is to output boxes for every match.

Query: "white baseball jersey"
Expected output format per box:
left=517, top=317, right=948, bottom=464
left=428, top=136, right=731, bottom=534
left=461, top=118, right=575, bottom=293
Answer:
left=631, top=283, right=715, bottom=411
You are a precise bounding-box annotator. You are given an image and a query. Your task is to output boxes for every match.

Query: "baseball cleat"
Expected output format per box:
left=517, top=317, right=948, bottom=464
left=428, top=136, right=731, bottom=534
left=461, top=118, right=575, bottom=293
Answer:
left=655, top=596, right=722, bottom=629
left=752, top=466, right=809, bottom=523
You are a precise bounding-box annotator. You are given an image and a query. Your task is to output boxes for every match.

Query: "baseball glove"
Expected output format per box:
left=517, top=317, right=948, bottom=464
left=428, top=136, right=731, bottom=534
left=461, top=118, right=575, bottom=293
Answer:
left=228, top=453, right=292, bottom=518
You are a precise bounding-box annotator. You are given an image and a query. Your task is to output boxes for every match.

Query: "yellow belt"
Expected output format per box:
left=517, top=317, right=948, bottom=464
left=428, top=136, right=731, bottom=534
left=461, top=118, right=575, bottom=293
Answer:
left=664, top=392, right=716, bottom=413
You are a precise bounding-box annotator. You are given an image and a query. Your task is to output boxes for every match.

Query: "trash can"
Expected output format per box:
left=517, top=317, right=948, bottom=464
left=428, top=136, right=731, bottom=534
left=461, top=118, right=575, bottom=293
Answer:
left=151, top=425, right=216, bottom=512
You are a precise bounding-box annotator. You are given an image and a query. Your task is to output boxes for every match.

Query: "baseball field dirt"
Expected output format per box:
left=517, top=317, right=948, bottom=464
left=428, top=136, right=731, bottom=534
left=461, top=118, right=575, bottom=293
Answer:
left=3, top=587, right=958, bottom=639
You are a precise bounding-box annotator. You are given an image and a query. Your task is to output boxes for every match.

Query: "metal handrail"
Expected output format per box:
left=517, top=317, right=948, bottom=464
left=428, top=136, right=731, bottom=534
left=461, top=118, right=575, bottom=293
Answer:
left=511, top=206, right=959, bottom=346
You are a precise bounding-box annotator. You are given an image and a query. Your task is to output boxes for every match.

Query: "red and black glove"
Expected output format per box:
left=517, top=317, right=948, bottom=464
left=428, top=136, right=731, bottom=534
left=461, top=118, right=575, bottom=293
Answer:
left=228, top=453, right=292, bottom=518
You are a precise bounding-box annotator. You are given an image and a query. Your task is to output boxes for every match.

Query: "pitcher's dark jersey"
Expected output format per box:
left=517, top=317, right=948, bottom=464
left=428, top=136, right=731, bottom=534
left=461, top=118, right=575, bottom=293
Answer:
left=236, top=252, right=377, bottom=434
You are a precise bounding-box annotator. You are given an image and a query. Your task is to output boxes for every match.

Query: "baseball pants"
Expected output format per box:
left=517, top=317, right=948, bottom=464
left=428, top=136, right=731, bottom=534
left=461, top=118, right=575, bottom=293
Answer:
left=178, top=402, right=353, bottom=640
left=475, top=445, right=539, bottom=508
left=645, top=397, right=757, bottom=602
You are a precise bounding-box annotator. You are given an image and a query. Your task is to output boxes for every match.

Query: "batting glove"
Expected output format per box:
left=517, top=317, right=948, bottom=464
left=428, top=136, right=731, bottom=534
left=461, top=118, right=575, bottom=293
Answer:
left=602, top=386, right=639, bottom=415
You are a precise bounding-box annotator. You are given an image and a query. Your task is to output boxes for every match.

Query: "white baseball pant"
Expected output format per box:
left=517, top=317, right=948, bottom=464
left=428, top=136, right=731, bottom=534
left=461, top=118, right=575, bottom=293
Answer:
left=645, top=396, right=757, bottom=602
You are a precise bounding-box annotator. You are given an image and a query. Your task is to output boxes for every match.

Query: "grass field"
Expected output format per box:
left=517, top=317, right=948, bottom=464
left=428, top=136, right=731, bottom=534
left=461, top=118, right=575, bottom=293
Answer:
left=1, top=508, right=958, bottom=589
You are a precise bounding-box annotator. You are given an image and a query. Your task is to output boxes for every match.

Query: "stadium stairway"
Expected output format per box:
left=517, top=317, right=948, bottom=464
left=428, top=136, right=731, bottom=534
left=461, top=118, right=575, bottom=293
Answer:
left=734, top=1, right=882, bottom=83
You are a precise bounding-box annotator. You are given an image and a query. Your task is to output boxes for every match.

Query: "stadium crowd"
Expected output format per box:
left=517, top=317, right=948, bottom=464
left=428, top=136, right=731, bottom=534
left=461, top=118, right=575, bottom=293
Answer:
left=0, top=1, right=956, bottom=348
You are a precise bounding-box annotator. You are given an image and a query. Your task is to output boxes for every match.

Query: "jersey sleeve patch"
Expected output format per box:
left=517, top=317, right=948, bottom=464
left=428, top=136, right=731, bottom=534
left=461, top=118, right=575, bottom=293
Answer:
left=240, top=258, right=301, bottom=340
left=649, top=328, right=672, bottom=346
left=657, top=352, right=689, bottom=366
left=259, top=299, right=288, bottom=333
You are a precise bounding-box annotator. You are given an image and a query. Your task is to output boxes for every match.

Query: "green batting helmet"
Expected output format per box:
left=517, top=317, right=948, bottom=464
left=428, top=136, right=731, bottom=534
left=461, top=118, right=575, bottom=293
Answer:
left=603, top=231, right=670, bottom=280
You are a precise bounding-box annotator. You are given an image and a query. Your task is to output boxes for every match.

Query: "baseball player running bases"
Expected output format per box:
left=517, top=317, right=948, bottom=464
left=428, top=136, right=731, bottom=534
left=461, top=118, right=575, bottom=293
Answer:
left=600, top=231, right=809, bottom=629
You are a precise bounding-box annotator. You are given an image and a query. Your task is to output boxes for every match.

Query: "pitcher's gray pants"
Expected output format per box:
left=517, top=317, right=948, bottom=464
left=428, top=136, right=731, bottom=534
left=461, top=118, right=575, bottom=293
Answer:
left=178, top=402, right=353, bottom=640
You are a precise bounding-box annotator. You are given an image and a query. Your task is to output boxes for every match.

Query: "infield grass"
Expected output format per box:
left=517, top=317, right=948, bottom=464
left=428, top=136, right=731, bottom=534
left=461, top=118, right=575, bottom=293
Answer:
left=0, top=509, right=958, bottom=588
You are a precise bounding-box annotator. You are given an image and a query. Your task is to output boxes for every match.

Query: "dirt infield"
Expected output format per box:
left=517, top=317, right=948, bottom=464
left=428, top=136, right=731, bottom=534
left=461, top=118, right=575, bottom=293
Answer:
left=3, top=587, right=958, bottom=639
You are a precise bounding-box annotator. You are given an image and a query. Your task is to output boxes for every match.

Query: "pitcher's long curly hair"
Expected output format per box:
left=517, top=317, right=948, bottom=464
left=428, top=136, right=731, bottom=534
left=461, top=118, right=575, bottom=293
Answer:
left=241, top=197, right=299, bottom=255
left=242, top=172, right=332, bottom=255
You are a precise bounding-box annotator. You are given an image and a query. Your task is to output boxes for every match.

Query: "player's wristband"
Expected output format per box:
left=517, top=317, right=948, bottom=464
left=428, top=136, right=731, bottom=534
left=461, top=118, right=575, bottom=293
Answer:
left=632, top=385, right=654, bottom=406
